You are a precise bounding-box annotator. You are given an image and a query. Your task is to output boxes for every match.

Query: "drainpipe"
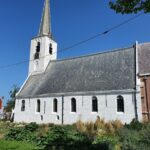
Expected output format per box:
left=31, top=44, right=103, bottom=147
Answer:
left=143, top=77, right=150, bottom=120
left=133, top=88, right=138, bottom=120
left=134, top=42, right=138, bottom=120
left=62, top=95, right=64, bottom=125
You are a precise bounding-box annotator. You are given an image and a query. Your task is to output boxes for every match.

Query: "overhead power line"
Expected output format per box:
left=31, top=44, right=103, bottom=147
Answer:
left=0, top=12, right=144, bottom=70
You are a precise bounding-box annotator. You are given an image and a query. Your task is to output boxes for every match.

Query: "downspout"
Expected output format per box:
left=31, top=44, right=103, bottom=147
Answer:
left=134, top=42, right=138, bottom=120
left=143, top=77, right=150, bottom=120
left=133, top=89, right=138, bottom=120
left=62, top=95, right=64, bottom=125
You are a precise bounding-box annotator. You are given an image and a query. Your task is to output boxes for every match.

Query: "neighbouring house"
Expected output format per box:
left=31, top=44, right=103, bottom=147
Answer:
left=14, top=0, right=150, bottom=124
left=0, top=98, right=3, bottom=119
left=138, top=43, right=150, bottom=121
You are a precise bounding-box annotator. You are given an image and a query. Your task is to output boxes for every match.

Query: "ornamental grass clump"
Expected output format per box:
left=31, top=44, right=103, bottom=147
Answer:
left=76, top=117, right=123, bottom=138
left=111, top=120, right=123, bottom=130
left=95, top=117, right=105, bottom=130
left=75, top=119, right=86, bottom=133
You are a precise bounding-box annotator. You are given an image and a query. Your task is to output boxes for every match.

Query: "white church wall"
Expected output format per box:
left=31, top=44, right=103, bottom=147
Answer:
left=14, top=92, right=141, bottom=124
left=63, top=93, right=138, bottom=124
left=14, top=97, right=62, bottom=124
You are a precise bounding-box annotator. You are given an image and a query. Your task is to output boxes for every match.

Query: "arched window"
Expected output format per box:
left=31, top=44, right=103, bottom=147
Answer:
left=21, top=100, right=25, bottom=111
left=53, top=98, right=58, bottom=113
left=71, top=98, right=76, bottom=112
left=117, top=95, right=124, bottom=112
left=49, top=43, right=53, bottom=54
left=37, top=99, right=41, bottom=112
left=92, top=96, right=98, bottom=112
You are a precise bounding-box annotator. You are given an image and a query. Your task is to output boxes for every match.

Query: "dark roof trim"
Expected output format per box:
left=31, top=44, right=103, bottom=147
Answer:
left=16, top=89, right=137, bottom=99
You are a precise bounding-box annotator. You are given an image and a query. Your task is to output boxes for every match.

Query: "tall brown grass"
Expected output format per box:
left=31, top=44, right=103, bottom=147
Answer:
left=75, top=117, right=123, bottom=138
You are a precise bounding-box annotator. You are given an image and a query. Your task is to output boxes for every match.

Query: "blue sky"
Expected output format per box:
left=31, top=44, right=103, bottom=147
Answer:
left=0, top=0, right=150, bottom=105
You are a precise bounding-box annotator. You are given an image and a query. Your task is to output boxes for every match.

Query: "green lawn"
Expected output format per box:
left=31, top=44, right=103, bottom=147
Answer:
left=0, top=140, right=39, bottom=150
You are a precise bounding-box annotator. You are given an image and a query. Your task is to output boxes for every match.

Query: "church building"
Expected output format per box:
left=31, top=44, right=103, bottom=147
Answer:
left=14, top=0, right=150, bottom=124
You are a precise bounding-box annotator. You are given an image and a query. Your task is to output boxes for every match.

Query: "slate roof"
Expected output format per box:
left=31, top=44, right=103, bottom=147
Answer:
left=17, top=47, right=136, bottom=98
left=138, top=42, right=150, bottom=75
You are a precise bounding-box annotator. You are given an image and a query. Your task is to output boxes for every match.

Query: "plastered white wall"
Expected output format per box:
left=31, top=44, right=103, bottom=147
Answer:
left=14, top=92, right=141, bottom=124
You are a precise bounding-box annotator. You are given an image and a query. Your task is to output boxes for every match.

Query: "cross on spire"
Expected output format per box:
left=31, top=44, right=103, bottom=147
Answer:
left=38, top=0, right=51, bottom=37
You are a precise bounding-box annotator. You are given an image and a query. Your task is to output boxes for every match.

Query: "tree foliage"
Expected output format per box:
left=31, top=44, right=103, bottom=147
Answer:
left=109, top=0, right=150, bottom=14
left=4, top=85, right=20, bottom=112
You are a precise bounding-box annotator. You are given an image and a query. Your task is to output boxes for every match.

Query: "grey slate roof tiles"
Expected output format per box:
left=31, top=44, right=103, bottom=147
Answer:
left=138, top=42, right=150, bottom=75
left=18, top=47, right=136, bottom=98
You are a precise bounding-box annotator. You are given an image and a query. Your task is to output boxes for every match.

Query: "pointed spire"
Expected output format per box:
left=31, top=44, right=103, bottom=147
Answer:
left=38, top=0, right=51, bottom=37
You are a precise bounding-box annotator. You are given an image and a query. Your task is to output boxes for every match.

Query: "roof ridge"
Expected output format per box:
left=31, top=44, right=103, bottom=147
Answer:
left=51, top=45, right=134, bottom=63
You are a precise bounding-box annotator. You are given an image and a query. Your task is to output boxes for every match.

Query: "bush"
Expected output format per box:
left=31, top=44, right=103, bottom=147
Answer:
left=25, top=122, right=39, bottom=132
left=118, top=128, right=140, bottom=150
left=5, top=123, right=38, bottom=143
left=117, top=122, right=150, bottom=150
left=124, top=119, right=143, bottom=131
left=39, top=125, right=91, bottom=150
left=93, top=135, right=119, bottom=150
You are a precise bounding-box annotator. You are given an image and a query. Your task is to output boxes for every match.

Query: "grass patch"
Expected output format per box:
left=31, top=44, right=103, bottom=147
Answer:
left=0, top=121, right=15, bottom=139
left=0, top=140, right=39, bottom=150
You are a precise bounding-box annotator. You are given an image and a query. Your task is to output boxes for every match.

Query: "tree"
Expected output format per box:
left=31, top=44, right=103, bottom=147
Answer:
left=4, top=85, right=20, bottom=112
left=109, top=0, right=150, bottom=14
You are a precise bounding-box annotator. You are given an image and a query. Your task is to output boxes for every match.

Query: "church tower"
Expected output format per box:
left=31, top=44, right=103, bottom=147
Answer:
left=29, top=0, right=57, bottom=75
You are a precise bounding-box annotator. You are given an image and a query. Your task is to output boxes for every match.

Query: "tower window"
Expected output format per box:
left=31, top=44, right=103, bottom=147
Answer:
left=34, top=42, right=40, bottom=60
left=36, top=99, right=41, bottom=112
left=36, top=42, right=40, bottom=53
left=21, top=100, right=25, bottom=112
left=49, top=43, right=53, bottom=54
left=34, top=52, right=40, bottom=60
left=92, top=96, right=98, bottom=112
left=117, top=95, right=124, bottom=112
left=71, top=98, right=76, bottom=112
left=53, top=98, right=58, bottom=113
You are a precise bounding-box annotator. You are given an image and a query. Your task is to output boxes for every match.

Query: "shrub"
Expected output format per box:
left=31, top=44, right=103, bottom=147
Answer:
left=93, top=135, right=119, bottom=150
left=117, top=122, right=150, bottom=150
left=39, top=125, right=91, bottom=150
left=117, top=128, right=140, bottom=150
left=5, top=123, right=38, bottom=143
left=25, top=122, right=39, bottom=132
left=124, top=119, right=143, bottom=131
